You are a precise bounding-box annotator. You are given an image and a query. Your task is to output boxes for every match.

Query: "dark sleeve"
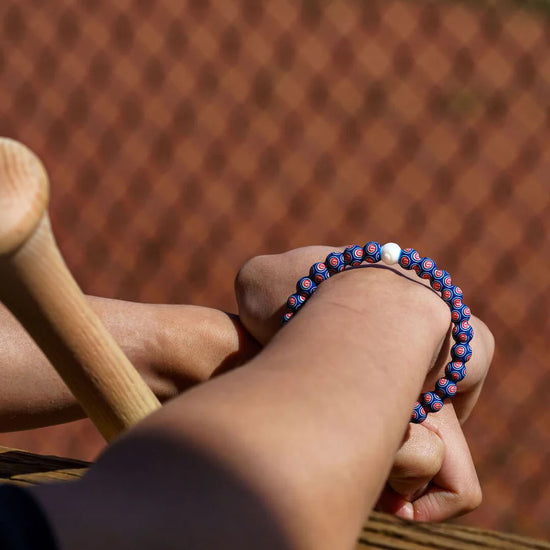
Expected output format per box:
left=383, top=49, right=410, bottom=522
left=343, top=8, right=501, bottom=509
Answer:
left=0, top=484, right=58, bottom=550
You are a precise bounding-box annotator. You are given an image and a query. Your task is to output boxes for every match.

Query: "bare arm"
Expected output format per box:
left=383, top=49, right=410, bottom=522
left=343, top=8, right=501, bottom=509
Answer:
left=32, top=267, right=450, bottom=550
left=0, top=297, right=259, bottom=430
left=234, top=246, right=494, bottom=522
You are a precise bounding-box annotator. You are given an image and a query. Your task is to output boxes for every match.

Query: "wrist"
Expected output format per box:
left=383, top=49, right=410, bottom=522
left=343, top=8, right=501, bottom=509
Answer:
left=154, top=306, right=260, bottom=395
left=312, top=266, right=451, bottom=358
left=267, top=265, right=449, bottom=386
left=282, top=243, right=472, bottom=423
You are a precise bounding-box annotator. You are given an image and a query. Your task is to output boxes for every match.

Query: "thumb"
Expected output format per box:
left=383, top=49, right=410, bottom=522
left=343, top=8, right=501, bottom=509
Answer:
left=410, top=404, right=482, bottom=522
left=388, top=423, right=445, bottom=500
left=376, top=423, right=445, bottom=519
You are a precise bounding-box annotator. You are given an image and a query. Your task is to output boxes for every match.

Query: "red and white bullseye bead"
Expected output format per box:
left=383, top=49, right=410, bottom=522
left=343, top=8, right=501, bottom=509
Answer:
left=281, top=240, right=473, bottom=424
left=436, top=377, right=458, bottom=399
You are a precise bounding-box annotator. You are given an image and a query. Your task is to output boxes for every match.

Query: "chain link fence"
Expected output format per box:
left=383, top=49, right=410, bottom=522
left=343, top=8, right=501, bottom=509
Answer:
left=1, top=0, right=550, bottom=539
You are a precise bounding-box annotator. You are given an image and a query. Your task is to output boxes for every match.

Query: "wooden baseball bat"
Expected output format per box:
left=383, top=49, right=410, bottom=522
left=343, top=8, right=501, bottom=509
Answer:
left=0, top=138, right=161, bottom=441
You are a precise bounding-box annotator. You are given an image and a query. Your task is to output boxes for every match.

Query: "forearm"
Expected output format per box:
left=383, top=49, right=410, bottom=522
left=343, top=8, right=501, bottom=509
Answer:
left=0, top=297, right=259, bottom=430
left=32, top=268, right=450, bottom=550
left=235, top=245, right=492, bottom=524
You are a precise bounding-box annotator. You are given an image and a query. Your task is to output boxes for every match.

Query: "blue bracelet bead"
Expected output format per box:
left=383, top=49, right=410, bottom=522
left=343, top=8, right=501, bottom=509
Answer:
left=451, top=303, right=471, bottom=324
left=363, top=241, right=382, bottom=263
left=398, top=247, right=421, bottom=270
left=430, top=268, right=450, bottom=292
left=411, top=262, right=421, bottom=275
left=286, top=293, right=307, bottom=312
left=418, top=257, right=437, bottom=281
left=445, top=361, right=467, bottom=382
left=452, top=320, right=474, bottom=343
left=441, top=285, right=462, bottom=304
left=282, top=311, right=294, bottom=324
left=309, top=262, right=330, bottom=284
left=411, top=402, right=428, bottom=423
left=441, top=287, right=452, bottom=301
left=343, top=245, right=365, bottom=267
left=451, top=342, right=472, bottom=362
left=421, top=391, right=444, bottom=413
left=442, top=272, right=453, bottom=290
left=296, top=277, right=317, bottom=296
left=451, top=298, right=464, bottom=312
left=325, top=252, right=345, bottom=274
left=441, top=285, right=463, bottom=307
left=435, top=377, right=458, bottom=399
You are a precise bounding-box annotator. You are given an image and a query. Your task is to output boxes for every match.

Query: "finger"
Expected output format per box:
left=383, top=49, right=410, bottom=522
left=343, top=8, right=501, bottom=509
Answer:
left=375, top=485, right=415, bottom=520
left=375, top=424, right=444, bottom=519
left=387, top=423, right=445, bottom=501
left=410, top=404, right=482, bottom=522
left=235, top=246, right=339, bottom=343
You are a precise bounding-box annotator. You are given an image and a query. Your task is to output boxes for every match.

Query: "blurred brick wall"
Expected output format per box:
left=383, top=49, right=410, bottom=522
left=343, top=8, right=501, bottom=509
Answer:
left=1, top=0, right=550, bottom=539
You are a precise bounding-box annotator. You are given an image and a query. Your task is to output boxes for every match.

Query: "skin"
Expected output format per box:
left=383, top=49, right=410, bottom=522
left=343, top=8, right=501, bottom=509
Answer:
left=31, top=266, right=456, bottom=550
left=234, top=246, right=494, bottom=521
left=0, top=245, right=493, bottom=532
left=0, top=298, right=260, bottom=430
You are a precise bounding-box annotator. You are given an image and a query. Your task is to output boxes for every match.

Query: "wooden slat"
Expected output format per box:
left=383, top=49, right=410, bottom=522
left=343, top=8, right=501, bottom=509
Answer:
left=0, top=445, right=547, bottom=549
left=0, top=445, right=89, bottom=483
left=358, top=512, right=550, bottom=549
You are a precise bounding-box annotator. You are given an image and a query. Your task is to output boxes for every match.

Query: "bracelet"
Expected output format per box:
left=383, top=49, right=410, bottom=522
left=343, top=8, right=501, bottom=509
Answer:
left=281, top=242, right=473, bottom=424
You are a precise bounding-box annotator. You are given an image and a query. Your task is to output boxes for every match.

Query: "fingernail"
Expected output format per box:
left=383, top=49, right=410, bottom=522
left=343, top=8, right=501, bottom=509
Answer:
left=395, top=501, right=414, bottom=520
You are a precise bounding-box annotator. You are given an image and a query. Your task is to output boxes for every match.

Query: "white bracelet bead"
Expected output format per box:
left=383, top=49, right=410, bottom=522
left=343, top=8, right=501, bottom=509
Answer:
left=381, top=242, right=401, bottom=265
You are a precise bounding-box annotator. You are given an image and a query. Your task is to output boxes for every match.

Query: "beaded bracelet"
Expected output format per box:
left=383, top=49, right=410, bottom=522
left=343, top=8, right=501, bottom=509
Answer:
left=282, top=242, right=473, bottom=424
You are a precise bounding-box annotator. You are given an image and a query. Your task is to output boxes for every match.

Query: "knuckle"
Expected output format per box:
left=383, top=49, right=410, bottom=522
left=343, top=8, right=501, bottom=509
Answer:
left=459, top=481, right=483, bottom=514
left=234, top=257, right=267, bottom=327
left=235, top=255, right=266, bottom=286
left=392, top=428, right=444, bottom=481
left=235, top=255, right=271, bottom=302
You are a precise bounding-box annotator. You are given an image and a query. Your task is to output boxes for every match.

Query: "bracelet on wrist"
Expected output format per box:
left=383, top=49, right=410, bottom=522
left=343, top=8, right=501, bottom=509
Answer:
left=281, top=242, right=473, bottom=424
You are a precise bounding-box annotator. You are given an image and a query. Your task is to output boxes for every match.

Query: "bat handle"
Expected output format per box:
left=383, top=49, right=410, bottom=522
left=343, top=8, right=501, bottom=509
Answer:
left=0, top=139, right=161, bottom=441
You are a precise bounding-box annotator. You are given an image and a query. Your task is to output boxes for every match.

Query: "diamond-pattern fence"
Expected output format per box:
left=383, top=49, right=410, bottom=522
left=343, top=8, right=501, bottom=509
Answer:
left=1, top=0, right=550, bottom=539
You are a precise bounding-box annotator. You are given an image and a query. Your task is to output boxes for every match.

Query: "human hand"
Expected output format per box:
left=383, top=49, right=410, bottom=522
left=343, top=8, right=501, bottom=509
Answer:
left=376, top=404, right=482, bottom=521
left=376, top=299, right=492, bottom=521
left=235, top=245, right=494, bottom=521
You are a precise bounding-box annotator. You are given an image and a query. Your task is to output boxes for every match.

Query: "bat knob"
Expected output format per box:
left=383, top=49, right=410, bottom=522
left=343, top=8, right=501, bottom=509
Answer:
left=0, top=138, right=50, bottom=256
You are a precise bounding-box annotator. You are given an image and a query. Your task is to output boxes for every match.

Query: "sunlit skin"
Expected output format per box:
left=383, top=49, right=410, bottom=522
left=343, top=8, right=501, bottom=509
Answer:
left=0, top=297, right=260, bottom=430
left=25, top=258, right=493, bottom=550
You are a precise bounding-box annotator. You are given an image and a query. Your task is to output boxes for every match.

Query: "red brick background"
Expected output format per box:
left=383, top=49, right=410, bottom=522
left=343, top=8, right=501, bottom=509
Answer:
left=1, top=0, right=550, bottom=539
